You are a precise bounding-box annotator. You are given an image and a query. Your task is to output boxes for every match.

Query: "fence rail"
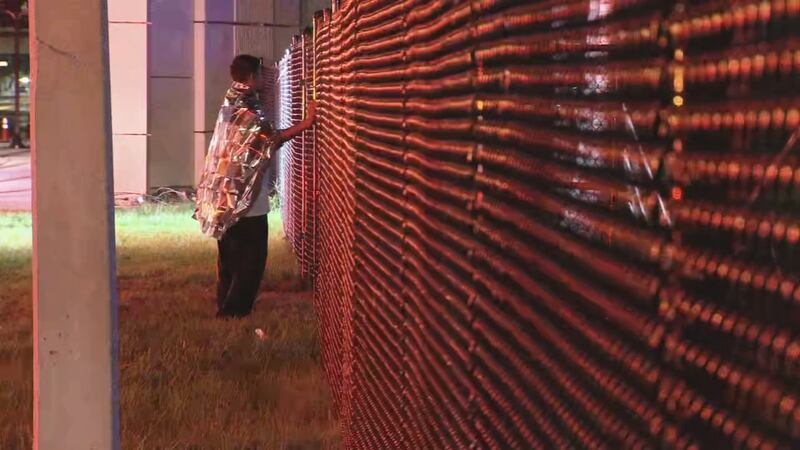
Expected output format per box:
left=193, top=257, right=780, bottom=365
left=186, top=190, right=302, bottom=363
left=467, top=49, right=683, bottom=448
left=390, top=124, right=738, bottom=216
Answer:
left=276, top=0, right=800, bottom=448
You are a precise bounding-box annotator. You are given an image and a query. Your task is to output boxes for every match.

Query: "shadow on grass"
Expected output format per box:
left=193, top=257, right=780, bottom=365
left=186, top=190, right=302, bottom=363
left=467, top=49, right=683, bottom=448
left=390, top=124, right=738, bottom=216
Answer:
left=0, top=204, right=339, bottom=449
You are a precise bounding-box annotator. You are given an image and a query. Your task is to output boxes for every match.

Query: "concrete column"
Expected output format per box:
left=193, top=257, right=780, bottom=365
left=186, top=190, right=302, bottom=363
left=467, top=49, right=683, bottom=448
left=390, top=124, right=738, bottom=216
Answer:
left=108, top=0, right=148, bottom=194
left=30, top=0, right=120, bottom=448
left=148, top=0, right=195, bottom=188
left=193, top=0, right=235, bottom=184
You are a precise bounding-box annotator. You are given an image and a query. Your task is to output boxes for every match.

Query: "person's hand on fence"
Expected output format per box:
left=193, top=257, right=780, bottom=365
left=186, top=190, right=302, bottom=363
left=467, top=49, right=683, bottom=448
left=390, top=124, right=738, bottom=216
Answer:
left=306, top=101, right=317, bottom=122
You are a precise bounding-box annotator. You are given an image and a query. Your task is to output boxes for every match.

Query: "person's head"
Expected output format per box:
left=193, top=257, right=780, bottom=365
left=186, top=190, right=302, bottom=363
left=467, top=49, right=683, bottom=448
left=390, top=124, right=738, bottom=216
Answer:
left=230, top=54, right=262, bottom=88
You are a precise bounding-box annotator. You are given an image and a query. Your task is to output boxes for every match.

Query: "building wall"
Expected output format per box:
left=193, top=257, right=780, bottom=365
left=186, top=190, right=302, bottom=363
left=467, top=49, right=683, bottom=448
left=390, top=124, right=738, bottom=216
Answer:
left=108, top=0, right=307, bottom=193
left=0, top=35, right=29, bottom=55
left=233, top=0, right=301, bottom=94
left=300, top=0, right=328, bottom=29
left=194, top=0, right=236, bottom=186
left=108, top=0, right=148, bottom=194
left=148, top=0, right=194, bottom=188
left=234, top=0, right=275, bottom=64
left=275, top=0, right=302, bottom=63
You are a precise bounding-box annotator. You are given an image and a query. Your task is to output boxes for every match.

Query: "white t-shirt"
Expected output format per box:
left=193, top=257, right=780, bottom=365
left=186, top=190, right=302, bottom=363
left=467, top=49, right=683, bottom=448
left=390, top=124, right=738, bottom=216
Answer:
left=246, top=167, right=272, bottom=217
left=245, top=131, right=281, bottom=217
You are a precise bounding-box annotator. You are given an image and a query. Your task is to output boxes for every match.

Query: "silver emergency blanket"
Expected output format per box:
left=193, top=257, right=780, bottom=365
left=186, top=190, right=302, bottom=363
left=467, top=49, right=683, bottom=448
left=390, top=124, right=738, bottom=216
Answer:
left=195, top=82, right=279, bottom=239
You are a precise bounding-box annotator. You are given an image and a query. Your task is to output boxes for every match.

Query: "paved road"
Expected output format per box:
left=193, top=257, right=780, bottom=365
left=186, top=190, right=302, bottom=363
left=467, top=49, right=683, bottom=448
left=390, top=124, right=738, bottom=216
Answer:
left=0, top=150, right=31, bottom=211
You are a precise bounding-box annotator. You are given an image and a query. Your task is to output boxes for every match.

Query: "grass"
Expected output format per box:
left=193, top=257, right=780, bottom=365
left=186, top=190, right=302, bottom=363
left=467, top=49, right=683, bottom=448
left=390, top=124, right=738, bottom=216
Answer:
left=0, top=204, right=339, bottom=449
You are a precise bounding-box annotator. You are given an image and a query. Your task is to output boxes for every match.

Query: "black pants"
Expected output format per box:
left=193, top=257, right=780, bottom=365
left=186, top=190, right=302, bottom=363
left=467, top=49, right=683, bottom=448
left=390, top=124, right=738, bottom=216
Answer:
left=216, top=214, right=268, bottom=317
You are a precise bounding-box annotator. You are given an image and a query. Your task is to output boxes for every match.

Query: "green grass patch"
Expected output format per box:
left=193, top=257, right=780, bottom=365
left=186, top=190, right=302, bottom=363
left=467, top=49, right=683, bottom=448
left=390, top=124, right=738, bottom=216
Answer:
left=0, top=205, right=338, bottom=449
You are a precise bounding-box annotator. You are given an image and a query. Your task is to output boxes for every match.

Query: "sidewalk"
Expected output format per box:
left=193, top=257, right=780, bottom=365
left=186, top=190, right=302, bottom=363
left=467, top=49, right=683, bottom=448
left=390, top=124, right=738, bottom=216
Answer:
left=0, top=149, right=31, bottom=211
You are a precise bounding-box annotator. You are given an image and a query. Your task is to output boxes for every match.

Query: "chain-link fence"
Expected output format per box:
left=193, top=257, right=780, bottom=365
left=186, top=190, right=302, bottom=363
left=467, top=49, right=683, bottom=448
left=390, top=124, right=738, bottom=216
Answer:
left=277, top=1, right=800, bottom=448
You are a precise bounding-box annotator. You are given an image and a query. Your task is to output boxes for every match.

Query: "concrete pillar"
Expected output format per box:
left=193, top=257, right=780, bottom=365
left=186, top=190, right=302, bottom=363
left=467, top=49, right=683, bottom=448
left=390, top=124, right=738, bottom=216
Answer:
left=193, top=0, right=235, bottom=184
left=149, top=0, right=195, bottom=188
left=108, top=0, right=148, bottom=194
left=29, top=0, right=120, bottom=448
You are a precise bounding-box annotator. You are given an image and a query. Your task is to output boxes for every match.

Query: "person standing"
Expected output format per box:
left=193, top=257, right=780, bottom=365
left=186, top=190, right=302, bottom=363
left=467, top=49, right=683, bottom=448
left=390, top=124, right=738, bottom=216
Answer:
left=195, top=54, right=316, bottom=318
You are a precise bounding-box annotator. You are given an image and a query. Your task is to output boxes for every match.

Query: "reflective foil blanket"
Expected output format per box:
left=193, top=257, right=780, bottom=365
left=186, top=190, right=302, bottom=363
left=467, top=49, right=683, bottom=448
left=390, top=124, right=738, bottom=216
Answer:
left=195, top=82, right=279, bottom=239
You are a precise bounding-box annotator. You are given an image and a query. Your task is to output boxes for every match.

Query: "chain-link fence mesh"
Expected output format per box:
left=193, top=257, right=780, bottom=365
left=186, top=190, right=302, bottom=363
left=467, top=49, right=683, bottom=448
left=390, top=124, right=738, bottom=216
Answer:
left=277, top=1, right=800, bottom=448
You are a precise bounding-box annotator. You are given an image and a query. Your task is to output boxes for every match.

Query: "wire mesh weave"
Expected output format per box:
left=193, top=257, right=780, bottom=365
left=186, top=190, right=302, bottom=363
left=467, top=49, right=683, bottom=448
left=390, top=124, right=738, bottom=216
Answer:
left=277, top=1, right=800, bottom=448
